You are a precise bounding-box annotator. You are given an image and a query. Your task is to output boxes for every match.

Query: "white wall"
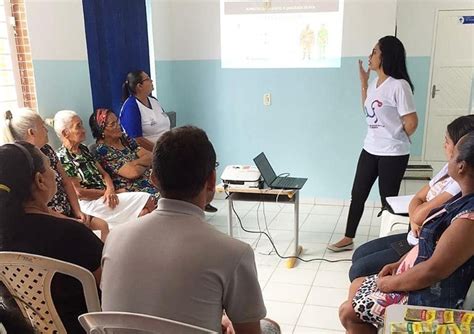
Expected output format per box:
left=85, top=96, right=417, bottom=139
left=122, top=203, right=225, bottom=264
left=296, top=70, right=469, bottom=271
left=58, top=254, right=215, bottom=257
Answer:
left=25, top=0, right=88, bottom=61
left=151, top=0, right=398, bottom=61
left=397, top=0, right=474, bottom=57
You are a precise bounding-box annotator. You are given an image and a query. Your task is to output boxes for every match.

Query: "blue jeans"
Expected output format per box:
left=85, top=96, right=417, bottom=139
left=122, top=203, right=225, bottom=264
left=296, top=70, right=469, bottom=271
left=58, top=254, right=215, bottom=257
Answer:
left=349, top=233, right=411, bottom=282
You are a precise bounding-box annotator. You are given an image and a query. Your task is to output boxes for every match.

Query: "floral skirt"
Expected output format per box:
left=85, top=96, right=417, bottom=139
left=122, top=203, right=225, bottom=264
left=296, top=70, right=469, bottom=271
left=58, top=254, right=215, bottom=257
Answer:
left=352, top=275, right=408, bottom=328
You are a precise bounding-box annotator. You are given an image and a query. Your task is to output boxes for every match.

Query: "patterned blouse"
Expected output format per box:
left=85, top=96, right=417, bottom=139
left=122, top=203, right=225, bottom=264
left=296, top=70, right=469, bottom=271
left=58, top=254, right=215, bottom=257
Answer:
left=41, top=144, right=73, bottom=217
left=95, top=136, right=158, bottom=196
left=57, top=144, right=106, bottom=190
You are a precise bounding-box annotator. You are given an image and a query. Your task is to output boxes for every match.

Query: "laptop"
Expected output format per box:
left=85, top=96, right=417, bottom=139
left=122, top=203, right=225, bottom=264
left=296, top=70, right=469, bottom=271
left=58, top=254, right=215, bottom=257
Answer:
left=253, top=152, right=307, bottom=190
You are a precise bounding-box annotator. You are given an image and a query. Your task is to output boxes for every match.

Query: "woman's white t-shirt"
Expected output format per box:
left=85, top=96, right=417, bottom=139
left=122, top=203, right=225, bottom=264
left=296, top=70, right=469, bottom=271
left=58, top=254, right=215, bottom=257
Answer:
left=426, top=163, right=461, bottom=201
left=363, top=76, right=416, bottom=156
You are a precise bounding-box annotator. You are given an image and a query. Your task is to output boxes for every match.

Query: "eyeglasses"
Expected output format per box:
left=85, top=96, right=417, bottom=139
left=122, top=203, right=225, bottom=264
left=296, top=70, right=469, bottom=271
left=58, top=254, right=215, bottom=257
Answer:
left=140, top=77, right=152, bottom=84
left=105, top=121, right=120, bottom=129
left=215, top=161, right=220, bottom=168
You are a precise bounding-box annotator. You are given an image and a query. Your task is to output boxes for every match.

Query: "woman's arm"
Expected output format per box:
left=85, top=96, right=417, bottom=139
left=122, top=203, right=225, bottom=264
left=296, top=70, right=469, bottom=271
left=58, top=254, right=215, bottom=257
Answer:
left=116, top=162, right=148, bottom=180
left=378, top=217, right=474, bottom=292
left=69, top=178, right=106, bottom=200
left=56, top=161, right=85, bottom=219
left=410, top=191, right=454, bottom=228
left=134, top=137, right=155, bottom=152
left=358, top=60, right=370, bottom=107
left=402, top=113, right=418, bottom=137
left=95, top=162, right=119, bottom=208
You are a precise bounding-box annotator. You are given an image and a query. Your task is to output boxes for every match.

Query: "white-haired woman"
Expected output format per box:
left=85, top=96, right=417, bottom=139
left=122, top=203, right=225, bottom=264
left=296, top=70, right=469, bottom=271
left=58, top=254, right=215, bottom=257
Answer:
left=53, top=110, right=154, bottom=226
left=0, top=109, right=109, bottom=240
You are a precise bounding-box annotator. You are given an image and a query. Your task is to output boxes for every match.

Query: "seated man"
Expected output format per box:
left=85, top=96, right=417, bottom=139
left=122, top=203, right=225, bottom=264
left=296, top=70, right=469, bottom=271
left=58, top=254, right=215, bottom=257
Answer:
left=101, top=126, right=279, bottom=333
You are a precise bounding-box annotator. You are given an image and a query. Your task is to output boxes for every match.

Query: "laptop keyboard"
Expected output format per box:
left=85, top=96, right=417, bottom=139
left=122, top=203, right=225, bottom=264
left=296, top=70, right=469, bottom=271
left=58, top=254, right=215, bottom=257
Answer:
left=273, top=177, right=296, bottom=188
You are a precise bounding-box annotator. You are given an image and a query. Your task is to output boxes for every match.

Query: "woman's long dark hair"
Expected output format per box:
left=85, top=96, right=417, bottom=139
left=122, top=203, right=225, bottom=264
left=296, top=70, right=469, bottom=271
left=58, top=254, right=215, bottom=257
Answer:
left=378, top=36, right=414, bottom=93
left=0, top=142, right=46, bottom=246
left=447, top=115, right=474, bottom=145
left=121, top=70, right=145, bottom=102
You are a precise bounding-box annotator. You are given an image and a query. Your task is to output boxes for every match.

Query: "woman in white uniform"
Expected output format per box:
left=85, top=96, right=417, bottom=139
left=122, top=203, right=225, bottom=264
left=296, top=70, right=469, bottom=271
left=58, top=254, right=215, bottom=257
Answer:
left=120, top=70, right=170, bottom=152
left=328, top=36, right=418, bottom=252
left=120, top=70, right=218, bottom=213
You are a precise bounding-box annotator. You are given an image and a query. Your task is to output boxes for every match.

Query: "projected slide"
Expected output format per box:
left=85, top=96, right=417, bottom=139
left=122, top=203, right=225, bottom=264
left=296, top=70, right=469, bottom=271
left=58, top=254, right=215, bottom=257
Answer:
left=220, top=0, right=344, bottom=68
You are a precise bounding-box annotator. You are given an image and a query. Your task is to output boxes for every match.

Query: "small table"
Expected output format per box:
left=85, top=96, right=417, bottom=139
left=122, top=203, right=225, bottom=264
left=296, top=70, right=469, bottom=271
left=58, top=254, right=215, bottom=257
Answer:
left=216, top=184, right=303, bottom=268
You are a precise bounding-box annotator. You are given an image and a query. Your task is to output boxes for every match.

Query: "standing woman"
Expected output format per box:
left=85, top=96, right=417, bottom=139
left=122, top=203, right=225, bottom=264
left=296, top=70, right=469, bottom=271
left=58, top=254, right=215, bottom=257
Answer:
left=120, top=70, right=170, bottom=152
left=328, top=36, right=418, bottom=251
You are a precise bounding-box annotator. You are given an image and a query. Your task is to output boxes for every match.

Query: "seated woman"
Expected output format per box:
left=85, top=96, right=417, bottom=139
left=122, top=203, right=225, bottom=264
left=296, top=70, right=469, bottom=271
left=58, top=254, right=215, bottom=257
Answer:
left=0, top=108, right=109, bottom=240
left=120, top=70, right=218, bottom=212
left=53, top=110, right=155, bottom=227
left=349, top=115, right=474, bottom=281
left=339, top=132, right=474, bottom=333
left=0, top=141, right=103, bottom=333
left=89, top=108, right=158, bottom=197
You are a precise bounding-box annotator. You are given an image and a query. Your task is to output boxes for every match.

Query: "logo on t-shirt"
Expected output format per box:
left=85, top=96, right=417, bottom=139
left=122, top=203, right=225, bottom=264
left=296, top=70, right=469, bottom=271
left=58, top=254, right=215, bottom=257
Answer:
left=365, top=99, right=383, bottom=125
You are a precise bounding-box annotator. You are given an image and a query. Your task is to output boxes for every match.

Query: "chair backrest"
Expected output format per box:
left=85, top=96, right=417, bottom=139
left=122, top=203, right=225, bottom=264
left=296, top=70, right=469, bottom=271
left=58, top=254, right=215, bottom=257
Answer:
left=165, top=111, right=176, bottom=128
left=79, top=311, right=218, bottom=334
left=0, top=252, right=100, bottom=333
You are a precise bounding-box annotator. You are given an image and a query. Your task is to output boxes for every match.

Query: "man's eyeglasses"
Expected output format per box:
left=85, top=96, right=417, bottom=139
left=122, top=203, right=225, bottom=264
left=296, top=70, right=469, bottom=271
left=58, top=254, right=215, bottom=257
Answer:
left=140, top=77, right=152, bottom=84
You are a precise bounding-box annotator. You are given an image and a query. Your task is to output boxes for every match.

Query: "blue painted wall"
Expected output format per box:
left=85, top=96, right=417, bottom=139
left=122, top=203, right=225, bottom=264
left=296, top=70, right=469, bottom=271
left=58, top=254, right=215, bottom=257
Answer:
left=32, top=56, right=430, bottom=199
left=155, top=57, right=430, bottom=199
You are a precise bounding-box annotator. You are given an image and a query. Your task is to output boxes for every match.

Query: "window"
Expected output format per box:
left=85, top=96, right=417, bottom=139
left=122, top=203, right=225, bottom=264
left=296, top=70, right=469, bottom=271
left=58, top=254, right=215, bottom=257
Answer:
left=0, top=0, right=36, bottom=112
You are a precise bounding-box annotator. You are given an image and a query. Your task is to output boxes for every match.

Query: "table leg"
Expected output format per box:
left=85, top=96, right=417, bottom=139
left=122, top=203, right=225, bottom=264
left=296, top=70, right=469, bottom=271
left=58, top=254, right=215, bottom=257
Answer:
left=228, top=195, right=233, bottom=237
left=286, top=191, right=303, bottom=268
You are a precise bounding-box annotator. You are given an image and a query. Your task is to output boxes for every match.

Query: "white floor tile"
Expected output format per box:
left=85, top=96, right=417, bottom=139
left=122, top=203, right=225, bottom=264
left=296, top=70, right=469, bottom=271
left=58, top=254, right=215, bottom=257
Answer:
left=264, top=301, right=304, bottom=326
left=310, top=205, right=342, bottom=216
left=301, top=215, right=338, bottom=233
left=263, top=282, right=311, bottom=304
left=257, top=266, right=276, bottom=288
left=271, top=212, right=308, bottom=230
left=297, top=305, right=345, bottom=331
left=279, top=324, right=295, bottom=334
left=318, top=261, right=351, bottom=273
left=281, top=203, right=315, bottom=214
left=269, top=268, right=317, bottom=286
left=312, top=270, right=351, bottom=289
left=306, top=286, right=348, bottom=308
left=277, top=242, right=326, bottom=270
left=298, top=231, right=333, bottom=244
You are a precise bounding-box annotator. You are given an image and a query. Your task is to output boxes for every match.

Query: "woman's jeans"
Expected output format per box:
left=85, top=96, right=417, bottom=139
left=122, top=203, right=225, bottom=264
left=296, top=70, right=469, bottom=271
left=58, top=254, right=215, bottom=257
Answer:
left=349, top=233, right=412, bottom=281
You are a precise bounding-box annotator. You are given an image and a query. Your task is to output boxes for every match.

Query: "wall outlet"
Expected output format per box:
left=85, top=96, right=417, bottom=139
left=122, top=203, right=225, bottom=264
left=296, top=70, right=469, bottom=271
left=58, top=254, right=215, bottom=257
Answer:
left=263, top=93, right=271, bottom=106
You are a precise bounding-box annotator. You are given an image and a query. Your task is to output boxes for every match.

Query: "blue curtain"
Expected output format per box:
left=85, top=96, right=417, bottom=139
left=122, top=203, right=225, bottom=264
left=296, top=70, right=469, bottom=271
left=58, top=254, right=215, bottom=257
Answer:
left=82, top=0, right=150, bottom=115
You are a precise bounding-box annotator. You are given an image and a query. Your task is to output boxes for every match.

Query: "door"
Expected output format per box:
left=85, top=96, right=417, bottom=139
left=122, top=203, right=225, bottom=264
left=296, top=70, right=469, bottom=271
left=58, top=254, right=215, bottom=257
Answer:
left=423, top=10, right=474, bottom=162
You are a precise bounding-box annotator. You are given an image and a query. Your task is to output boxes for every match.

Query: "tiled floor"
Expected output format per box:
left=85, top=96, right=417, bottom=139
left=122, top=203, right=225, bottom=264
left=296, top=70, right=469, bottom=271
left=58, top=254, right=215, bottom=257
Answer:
left=205, top=198, right=382, bottom=334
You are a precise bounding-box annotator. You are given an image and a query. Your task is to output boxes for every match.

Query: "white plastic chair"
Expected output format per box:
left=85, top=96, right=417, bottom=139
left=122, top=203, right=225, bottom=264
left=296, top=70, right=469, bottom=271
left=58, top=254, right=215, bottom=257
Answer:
left=78, top=311, right=218, bottom=334
left=379, top=210, right=410, bottom=237
left=0, top=251, right=101, bottom=333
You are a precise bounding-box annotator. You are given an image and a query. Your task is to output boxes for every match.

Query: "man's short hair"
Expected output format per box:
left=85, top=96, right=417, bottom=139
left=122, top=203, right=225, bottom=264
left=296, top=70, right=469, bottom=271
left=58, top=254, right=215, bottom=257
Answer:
left=152, top=126, right=216, bottom=199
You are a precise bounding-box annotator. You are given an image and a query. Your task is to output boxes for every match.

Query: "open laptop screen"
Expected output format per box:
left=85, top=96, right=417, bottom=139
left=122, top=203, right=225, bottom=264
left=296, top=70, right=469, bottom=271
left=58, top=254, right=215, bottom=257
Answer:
left=253, top=152, right=277, bottom=185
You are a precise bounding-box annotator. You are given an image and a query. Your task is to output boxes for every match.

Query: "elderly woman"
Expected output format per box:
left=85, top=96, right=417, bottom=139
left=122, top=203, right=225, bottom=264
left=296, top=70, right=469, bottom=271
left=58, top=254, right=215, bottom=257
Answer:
left=89, top=108, right=158, bottom=197
left=53, top=110, right=154, bottom=227
left=339, top=132, right=474, bottom=333
left=0, top=108, right=109, bottom=240
left=0, top=141, right=103, bottom=333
